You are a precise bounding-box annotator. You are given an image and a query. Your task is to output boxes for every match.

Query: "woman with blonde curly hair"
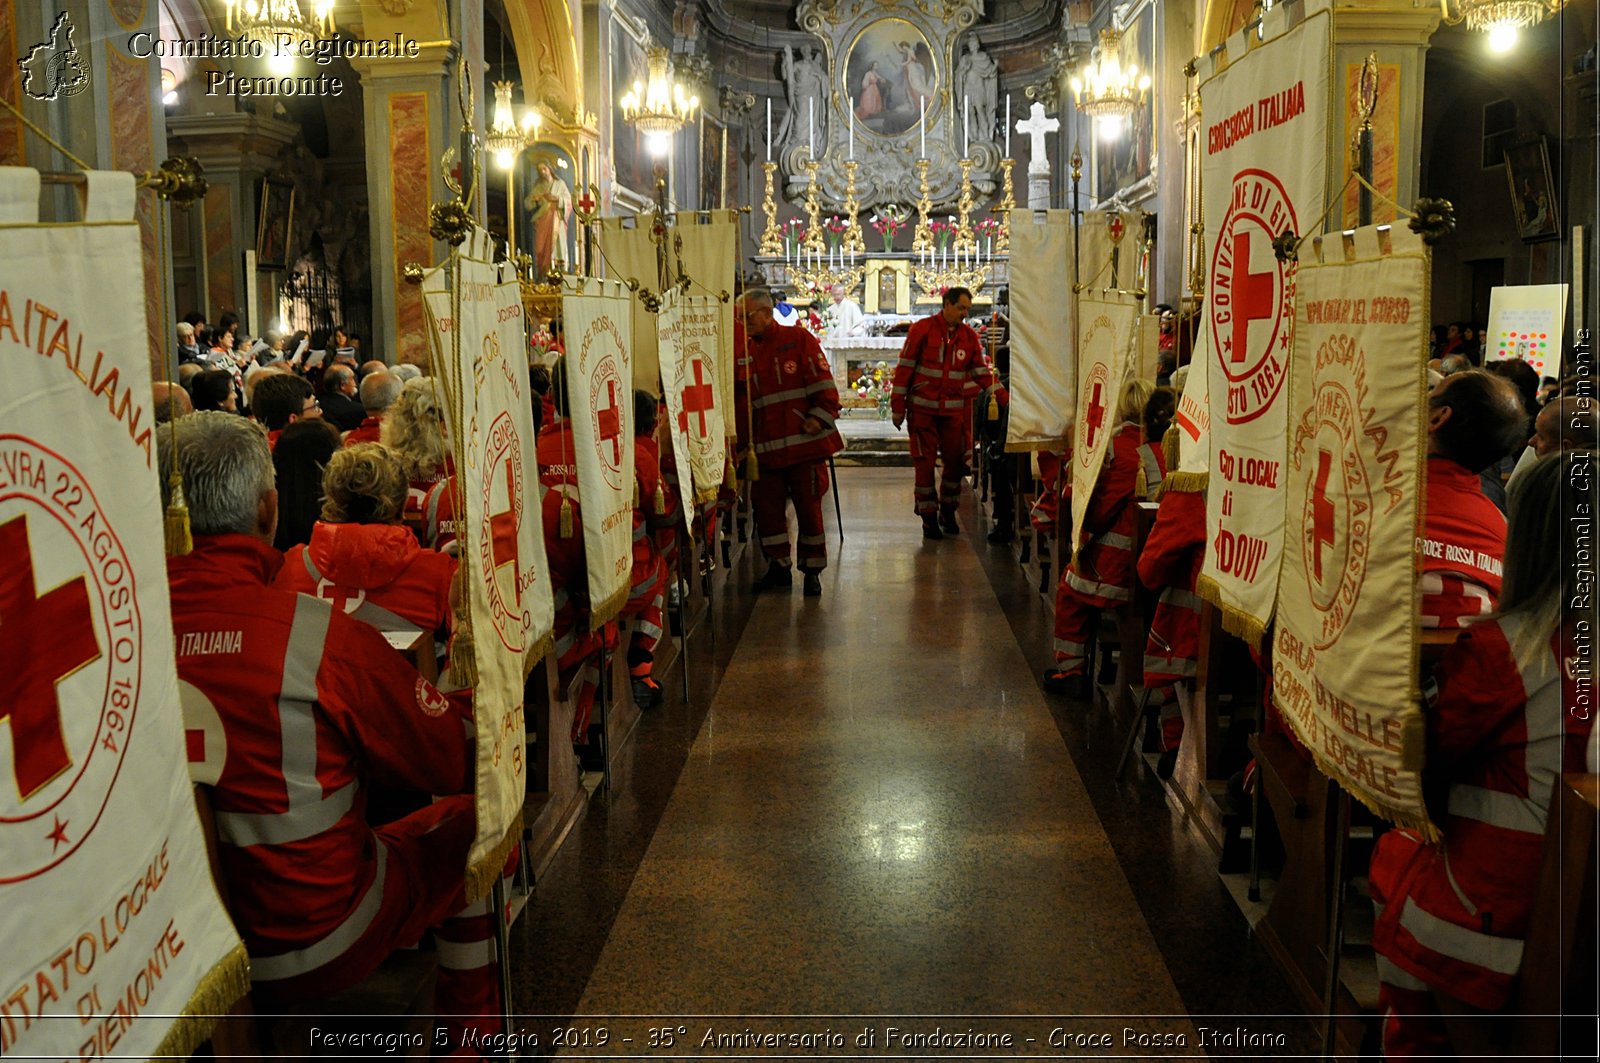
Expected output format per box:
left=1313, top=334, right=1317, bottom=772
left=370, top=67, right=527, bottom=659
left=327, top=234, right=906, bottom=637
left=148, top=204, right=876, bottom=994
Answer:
left=381, top=376, right=454, bottom=520
left=275, top=443, right=456, bottom=638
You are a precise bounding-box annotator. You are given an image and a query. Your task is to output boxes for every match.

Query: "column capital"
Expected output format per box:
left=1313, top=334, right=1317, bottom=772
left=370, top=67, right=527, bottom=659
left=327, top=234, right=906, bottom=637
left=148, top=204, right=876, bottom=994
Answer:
left=165, top=113, right=300, bottom=174
left=1333, top=0, right=1444, bottom=46
left=348, top=40, right=459, bottom=81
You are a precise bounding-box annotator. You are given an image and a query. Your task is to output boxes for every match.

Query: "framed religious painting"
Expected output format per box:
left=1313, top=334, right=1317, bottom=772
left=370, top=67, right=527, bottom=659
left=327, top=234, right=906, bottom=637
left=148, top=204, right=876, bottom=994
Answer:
left=608, top=13, right=653, bottom=203
left=1092, top=0, right=1156, bottom=204
left=256, top=177, right=294, bottom=270
left=845, top=17, right=937, bottom=140
left=1504, top=136, right=1559, bottom=243
left=518, top=143, right=577, bottom=276
left=700, top=116, right=725, bottom=211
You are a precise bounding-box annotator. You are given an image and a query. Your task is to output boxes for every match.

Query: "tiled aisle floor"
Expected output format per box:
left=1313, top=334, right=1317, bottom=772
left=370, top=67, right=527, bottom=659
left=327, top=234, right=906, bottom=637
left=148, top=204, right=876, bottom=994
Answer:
left=508, top=467, right=1316, bottom=1052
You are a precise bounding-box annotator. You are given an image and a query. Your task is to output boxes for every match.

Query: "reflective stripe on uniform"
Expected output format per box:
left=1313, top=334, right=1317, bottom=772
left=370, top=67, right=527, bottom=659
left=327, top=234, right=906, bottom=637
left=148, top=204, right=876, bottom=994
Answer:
left=1144, top=655, right=1197, bottom=678
left=1162, top=588, right=1203, bottom=611
left=1065, top=569, right=1130, bottom=602
left=755, top=432, right=825, bottom=453
left=1397, top=896, right=1525, bottom=976
left=217, top=781, right=359, bottom=847
left=753, top=387, right=810, bottom=408
left=1093, top=532, right=1135, bottom=550
left=436, top=936, right=497, bottom=971
left=251, top=843, right=389, bottom=981
left=1138, top=445, right=1163, bottom=498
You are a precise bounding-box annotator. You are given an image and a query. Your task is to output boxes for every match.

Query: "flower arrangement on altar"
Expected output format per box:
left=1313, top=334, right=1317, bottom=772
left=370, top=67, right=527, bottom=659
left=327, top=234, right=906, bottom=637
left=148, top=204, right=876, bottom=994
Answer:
left=781, top=218, right=808, bottom=258
left=822, top=215, right=848, bottom=251
left=870, top=206, right=908, bottom=252
left=853, top=360, right=894, bottom=419
left=929, top=217, right=956, bottom=252
left=975, top=218, right=1001, bottom=257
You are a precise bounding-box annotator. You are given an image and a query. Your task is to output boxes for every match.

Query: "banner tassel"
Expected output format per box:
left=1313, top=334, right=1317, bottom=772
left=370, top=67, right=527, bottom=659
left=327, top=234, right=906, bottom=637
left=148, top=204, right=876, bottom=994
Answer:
left=653, top=485, right=667, bottom=515
left=164, top=412, right=193, bottom=556
left=560, top=496, right=575, bottom=539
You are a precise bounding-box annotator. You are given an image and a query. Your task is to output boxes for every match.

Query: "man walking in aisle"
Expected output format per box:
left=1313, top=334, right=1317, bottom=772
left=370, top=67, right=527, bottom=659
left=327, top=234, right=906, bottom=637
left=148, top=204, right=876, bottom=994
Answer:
left=743, top=288, right=844, bottom=598
left=891, top=287, right=1008, bottom=539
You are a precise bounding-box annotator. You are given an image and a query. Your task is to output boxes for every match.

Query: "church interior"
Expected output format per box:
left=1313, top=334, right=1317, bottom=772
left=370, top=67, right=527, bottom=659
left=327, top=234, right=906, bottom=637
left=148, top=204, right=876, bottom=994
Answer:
left=2, top=0, right=1598, bottom=1059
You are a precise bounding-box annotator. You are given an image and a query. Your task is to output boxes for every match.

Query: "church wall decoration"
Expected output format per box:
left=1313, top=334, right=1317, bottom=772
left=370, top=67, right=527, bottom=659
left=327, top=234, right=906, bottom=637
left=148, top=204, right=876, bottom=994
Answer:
left=256, top=176, right=293, bottom=271
left=1271, top=224, right=1432, bottom=837
left=789, top=0, right=994, bottom=211
left=1092, top=0, right=1156, bottom=206
left=1196, top=0, right=1332, bottom=647
left=699, top=114, right=725, bottom=212
left=607, top=12, right=652, bottom=203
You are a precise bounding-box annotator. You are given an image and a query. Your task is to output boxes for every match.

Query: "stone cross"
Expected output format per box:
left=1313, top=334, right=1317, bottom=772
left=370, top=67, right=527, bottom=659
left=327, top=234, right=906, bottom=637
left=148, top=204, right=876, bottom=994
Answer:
left=1017, top=102, right=1060, bottom=178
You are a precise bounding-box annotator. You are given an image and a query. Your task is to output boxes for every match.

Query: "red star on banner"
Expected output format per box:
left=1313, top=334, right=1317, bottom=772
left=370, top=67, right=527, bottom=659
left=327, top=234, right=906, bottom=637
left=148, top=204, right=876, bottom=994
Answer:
left=46, top=815, right=69, bottom=852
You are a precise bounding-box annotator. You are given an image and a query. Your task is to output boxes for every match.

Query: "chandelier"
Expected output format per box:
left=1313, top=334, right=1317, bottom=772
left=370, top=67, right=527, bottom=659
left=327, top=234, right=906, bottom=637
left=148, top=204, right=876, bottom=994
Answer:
left=487, top=81, right=542, bottom=170
left=620, top=48, right=699, bottom=156
left=1070, top=28, right=1151, bottom=138
left=223, top=0, right=335, bottom=50
left=1444, top=0, right=1565, bottom=52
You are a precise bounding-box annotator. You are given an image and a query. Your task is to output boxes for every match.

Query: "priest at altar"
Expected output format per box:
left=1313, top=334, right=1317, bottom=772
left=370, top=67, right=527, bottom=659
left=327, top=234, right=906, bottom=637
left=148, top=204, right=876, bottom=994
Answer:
left=825, top=284, right=866, bottom=342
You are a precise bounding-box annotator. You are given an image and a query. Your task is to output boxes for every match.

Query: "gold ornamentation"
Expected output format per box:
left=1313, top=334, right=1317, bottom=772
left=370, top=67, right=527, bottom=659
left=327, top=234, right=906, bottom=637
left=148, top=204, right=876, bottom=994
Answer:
left=801, top=151, right=824, bottom=256
left=911, top=158, right=933, bottom=253
left=954, top=157, right=976, bottom=253
left=148, top=155, right=207, bottom=205
left=841, top=160, right=864, bottom=254
left=994, top=157, right=1015, bottom=255
left=759, top=161, right=783, bottom=256
left=429, top=200, right=471, bottom=246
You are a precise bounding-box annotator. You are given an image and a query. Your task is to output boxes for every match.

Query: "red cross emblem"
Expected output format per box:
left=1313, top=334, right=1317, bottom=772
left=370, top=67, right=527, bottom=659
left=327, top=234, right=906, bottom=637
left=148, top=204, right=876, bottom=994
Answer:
left=0, top=514, right=99, bottom=800
left=596, top=375, right=623, bottom=466
left=1085, top=380, right=1107, bottom=450
left=1226, top=230, right=1275, bottom=364
left=480, top=412, right=528, bottom=653
left=489, top=458, right=520, bottom=599
left=1310, top=449, right=1336, bottom=582
left=1210, top=169, right=1295, bottom=426
left=1107, top=213, right=1126, bottom=244
left=316, top=580, right=367, bottom=615
left=682, top=357, right=716, bottom=439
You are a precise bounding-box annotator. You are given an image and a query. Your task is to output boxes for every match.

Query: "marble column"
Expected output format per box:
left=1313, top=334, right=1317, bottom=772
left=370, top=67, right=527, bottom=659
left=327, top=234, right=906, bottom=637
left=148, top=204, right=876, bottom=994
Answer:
left=350, top=43, right=457, bottom=366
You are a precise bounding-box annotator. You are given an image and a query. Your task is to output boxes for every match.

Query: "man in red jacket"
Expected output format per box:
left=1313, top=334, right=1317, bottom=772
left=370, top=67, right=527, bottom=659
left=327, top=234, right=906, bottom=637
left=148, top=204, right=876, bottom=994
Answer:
left=624, top=390, right=678, bottom=708
left=742, top=288, right=844, bottom=597
left=1417, top=370, right=1525, bottom=629
left=158, top=412, right=499, bottom=1045
left=891, top=287, right=1007, bottom=539
left=1136, top=484, right=1205, bottom=770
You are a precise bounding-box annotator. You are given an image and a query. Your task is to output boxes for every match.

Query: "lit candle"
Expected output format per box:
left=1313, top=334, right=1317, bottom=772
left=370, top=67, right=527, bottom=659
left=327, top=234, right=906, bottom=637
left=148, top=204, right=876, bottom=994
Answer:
left=919, top=97, right=926, bottom=158
left=766, top=99, right=772, bottom=163
left=808, top=98, right=814, bottom=157
left=1005, top=95, right=1011, bottom=157
left=848, top=99, right=855, bottom=159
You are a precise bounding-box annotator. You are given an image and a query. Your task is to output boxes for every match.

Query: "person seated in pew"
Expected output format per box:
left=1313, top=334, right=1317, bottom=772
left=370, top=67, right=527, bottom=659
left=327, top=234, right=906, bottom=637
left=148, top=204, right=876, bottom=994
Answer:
left=1138, top=387, right=1175, bottom=497
left=159, top=412, right=502, bottom=1047
left=1418, top=370, right=1526, bottom=631
left=1043, top=379, right=1161, bottom=698
left=538, top=357, right=607, bottom=771
left=1506, top=394, right=1599, bottom=491
left=382, top=376, right=454, bottom=528
left=1370, top=451, right=1598, bottom=1059
left=275, top=443, right=457, bottom=641
left=622, top=390, right=679, bottom=709
left=1135, top=431, right=1205, bottom=777
left=342, top=370, right=400, bottom=447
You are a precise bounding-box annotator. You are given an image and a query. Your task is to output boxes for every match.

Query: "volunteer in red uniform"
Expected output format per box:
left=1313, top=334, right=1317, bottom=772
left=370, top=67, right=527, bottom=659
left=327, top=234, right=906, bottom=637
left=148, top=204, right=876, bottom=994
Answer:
left=383, top=376, right=454, bottom=526
left=623, top=390, right=678, bottom=708
left=1370, top=452, right=1597, bottom=1058
left=539, top=359, right=606, bottom=768
left=890, top=287, right=1008, bottom=540
left=1044, top=379, right=1158, bottom=697
left=742, top=288, right=844, bottom=598
left=342, top=370, right=400, bottom=447
left=158, top=412, right=499, bottom=1044
left=276, top=443, right=456, bottom=639
left=1136, top=472, right=1204, bottom=769
left=1417, top=370, right=1525, bottom=630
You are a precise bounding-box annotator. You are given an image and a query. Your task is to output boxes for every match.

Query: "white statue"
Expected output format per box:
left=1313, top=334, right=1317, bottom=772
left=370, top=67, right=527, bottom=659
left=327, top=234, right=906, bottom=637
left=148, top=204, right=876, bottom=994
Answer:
left=955, top=38, right=999, bottom=140
left=775, top=45, right=828, bottom=154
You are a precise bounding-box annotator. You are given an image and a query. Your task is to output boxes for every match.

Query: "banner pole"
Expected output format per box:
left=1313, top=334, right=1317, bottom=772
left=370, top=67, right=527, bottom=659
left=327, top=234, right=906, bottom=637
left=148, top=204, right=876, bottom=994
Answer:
left=491, top=876, right=516, bottom=1057
left=829, top=454, right=844, bottom=540
left=1320, top=783, right=1352, bottom=1059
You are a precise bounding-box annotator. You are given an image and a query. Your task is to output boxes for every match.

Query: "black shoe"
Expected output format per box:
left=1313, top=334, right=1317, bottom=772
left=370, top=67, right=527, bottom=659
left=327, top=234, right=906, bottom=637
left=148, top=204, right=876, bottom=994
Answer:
left=1042, top=669, right=1090, bottom=700
left=631, top=675, right=664, bottom=709
left=753, top=562, right=793, bottom=592
left=802, top=572, right=822, bottom=598
left=922, top=518, right=944, bottom=541
left=939, top=513, right=960, bottom=536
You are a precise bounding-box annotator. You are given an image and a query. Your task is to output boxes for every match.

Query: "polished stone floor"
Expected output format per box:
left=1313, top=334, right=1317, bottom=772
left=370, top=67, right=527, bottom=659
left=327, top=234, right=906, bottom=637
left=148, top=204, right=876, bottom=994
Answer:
left=507, top=467, right=1315, bottom=1053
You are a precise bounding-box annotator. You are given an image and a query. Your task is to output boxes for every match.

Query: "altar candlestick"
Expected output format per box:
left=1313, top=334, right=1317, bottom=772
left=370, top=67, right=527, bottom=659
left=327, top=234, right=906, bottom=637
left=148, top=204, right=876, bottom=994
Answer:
left=919, top=98, right=926, bottom=158
left=766, top=99, right=772, bottom=162
left=1004, top=95, right=1011, bottom=156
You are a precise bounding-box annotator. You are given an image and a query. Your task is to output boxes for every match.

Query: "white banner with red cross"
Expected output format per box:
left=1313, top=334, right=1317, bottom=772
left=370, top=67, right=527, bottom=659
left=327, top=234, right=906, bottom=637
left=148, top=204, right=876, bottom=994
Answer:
left=422, top=228, right=552, bottom=898
left=0, top=168, right=248, bottom=1060
left=676, top=218, right=739, bottom=437
left=1069, top=288, right=1141, bottom=560
left=1197, top=0, right=1332, bottom=645
left=1167, top=331, right=1213, bottom=493
left=562, top=278, right=636, bottom=628
left=658, top=288, right=727, bottom=509
left=1272, top=225, right=1434, bottom=837
left=1006, top=210, right=1076, bottom=451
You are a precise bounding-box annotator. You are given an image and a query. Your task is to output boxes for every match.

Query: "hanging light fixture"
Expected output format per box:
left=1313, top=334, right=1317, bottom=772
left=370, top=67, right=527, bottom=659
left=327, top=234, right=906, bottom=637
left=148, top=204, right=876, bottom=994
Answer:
left=1070, top=27, right=1151, bottom=140
left=223, top=0, right=336, bottom=51
left=487, top=81, right=525, bottom=170
left=619, top=47, right=699, bottom=156
left=1443, top=0, right=1565, bottom=53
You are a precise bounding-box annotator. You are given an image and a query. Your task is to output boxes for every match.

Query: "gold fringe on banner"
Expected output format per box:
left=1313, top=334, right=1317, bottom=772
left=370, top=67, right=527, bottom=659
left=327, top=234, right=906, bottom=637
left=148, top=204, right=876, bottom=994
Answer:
left=1004, top=439, right=1071, bottom=454
left=1312, top=752, right=1442, bottom=844
left=149, top=943, right=251, bottom=1060
left=1197, top=573, right=1269, bottom=650
left=588, top=582, right=630, bottom=633
left=523, top=630, right=554, bottom=681
left=463, top=812, right=525, bottom=904
left=1164, top=470, right=1210, bottom=494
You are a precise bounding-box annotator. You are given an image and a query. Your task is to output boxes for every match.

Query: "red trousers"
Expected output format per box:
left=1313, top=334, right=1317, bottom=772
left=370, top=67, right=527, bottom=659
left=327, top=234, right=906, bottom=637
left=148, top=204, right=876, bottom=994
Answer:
left=553, top=591, right=602, bottom=742
left=623, top=549, right=667, bottom=674
left=1051, top=578, right=1096, bottom=675
left=1370, top=890, right=1453, bottom=1059
left=752, top=460, right=830, bottom=571
left=250, top=796, right=501, bottom=1049
left=908, top=413, right=969, bottom=517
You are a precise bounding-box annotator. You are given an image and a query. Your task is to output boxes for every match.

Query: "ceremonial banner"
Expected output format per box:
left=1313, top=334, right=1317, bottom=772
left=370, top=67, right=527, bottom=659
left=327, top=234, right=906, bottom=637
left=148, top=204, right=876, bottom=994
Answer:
left=563, top=278, right=636, bottom=627
left=0, top=168, right=247, bottom=1059
left=1168, top=332, right=1213, bottom=491
left=1486, top=283, right=1568, bottom=378
left=595, top=217, right=661, bottom=388
left=1135, top=312, right=1162, bottom=383
left=1271, top=225, right=1433, bottom=836
left=1080, top=210, right=1142, bottom=290
left=677, top=218, right=739, bottom=436
left=1197, top=1, right=1332, bottom=643
left=658, top=288, right=727, bottom=506
left=1069, top=288, right=1141, bottom=558
left=422, top=229, right=553, bottom=896
left=1007, top=210, right=1076, bottom=451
